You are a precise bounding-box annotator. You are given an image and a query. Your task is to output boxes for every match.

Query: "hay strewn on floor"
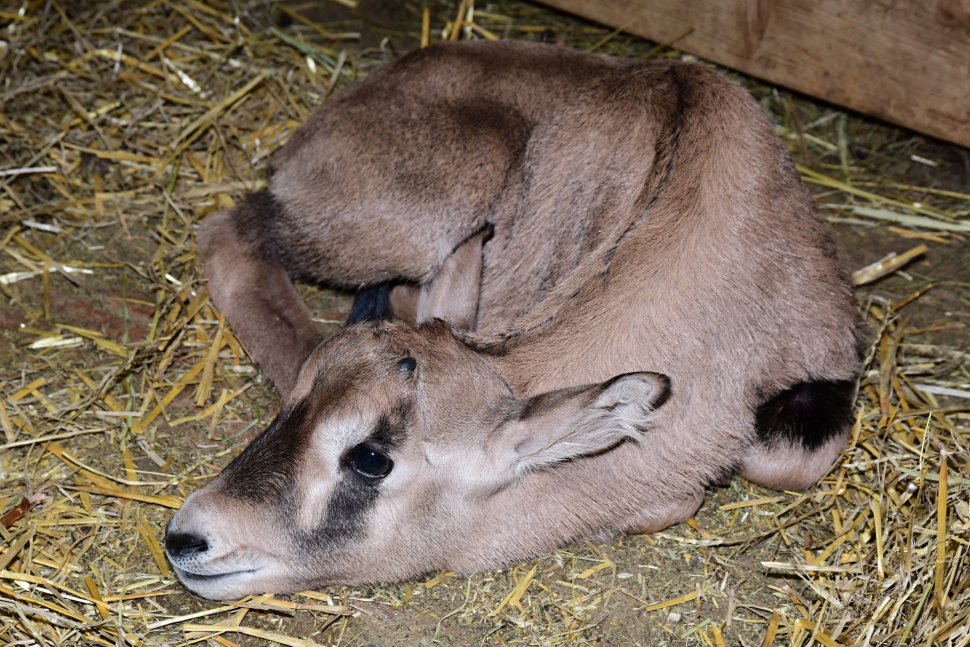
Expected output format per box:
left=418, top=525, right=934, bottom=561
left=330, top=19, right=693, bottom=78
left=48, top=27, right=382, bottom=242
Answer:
left=0, top=0, right=968, bottom=645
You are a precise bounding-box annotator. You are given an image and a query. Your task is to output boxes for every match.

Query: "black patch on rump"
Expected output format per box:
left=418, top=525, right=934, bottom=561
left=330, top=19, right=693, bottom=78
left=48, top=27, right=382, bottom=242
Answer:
left=347, top=282, right=393, bottom=325
left=218, top=399, right=313, bottom=506
left=755, top=380, right=855, bottom=452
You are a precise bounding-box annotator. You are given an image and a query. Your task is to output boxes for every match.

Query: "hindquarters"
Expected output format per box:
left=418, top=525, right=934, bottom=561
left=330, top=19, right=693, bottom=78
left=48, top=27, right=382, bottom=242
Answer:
left=741, top=379, right=857, bottom=490
left=486, top=59, right=865, bottom=495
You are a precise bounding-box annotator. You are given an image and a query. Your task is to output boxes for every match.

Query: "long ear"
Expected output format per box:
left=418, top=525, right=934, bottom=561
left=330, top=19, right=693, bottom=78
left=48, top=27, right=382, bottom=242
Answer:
left=495, top=372, right=671, bottom=474
left=416, top=226, right=491, bottom=330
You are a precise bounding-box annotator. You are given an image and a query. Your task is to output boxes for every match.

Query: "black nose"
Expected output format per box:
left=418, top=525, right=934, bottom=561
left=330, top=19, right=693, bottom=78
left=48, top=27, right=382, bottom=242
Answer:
left=166, top=531, right=208, bottom=558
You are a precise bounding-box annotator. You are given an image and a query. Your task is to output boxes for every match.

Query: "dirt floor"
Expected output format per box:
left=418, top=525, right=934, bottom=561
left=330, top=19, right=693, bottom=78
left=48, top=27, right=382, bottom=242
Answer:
left=1, top=1, right=969, bottom=646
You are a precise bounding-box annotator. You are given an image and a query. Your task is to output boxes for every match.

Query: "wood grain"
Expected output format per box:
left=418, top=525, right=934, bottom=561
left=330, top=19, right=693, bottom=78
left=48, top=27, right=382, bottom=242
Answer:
left=535, top=0, right=970, bottom=148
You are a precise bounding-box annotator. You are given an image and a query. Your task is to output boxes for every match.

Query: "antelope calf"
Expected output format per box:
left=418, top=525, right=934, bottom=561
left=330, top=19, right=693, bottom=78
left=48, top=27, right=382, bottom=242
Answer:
left=166, top=40, right=863, bottom=600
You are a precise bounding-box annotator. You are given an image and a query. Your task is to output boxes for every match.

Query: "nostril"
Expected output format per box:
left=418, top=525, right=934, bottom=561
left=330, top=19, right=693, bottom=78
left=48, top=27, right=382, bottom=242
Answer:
left=165, top=531, right=208, bottom=558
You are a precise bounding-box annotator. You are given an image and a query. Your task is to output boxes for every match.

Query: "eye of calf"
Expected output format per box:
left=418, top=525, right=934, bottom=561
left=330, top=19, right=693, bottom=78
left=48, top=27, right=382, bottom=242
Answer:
left=344, top=443, right=394, bottom=480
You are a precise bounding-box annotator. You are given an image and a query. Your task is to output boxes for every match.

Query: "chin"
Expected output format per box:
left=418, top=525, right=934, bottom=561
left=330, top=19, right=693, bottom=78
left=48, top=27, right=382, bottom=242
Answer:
left=172, top=565, right=273, bottom=600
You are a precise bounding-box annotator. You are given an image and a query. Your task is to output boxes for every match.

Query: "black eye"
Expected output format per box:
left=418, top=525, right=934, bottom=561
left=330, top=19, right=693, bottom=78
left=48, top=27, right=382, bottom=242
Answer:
left=398, top=357, right=416, bottom=373
left=346, top=444, right=393, bottom=479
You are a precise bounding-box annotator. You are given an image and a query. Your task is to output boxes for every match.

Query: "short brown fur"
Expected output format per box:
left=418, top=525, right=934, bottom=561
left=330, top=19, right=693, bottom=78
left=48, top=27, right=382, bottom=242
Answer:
left=169, top=41, right=863, bottom=599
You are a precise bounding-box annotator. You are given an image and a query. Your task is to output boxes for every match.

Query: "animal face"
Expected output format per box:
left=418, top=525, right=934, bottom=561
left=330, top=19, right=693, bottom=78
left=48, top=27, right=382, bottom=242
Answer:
left=166, top=321, right=670, bottom=599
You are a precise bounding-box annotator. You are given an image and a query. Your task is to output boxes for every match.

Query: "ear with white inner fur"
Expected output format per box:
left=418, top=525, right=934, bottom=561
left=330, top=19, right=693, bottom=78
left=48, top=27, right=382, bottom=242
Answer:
left=496, top=372, right=671, bottom=474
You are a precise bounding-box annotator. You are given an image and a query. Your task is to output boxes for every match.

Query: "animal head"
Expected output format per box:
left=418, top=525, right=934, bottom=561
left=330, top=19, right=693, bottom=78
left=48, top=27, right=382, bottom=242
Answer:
left=166, top=320, right=669, bottom=599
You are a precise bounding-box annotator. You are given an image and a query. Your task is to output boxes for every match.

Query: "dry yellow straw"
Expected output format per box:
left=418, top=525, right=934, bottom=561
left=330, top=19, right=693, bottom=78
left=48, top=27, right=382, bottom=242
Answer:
left=761, top=610, right=780, bottom=647
left=183, top=624, right=320, bottom=647
left=139, top=517, right=172, bottom=577
left=852, top=245, right=927, bottom=286
left=197, top=313, right=225, bottom=406
left=643, top=589, right=699, bottom=612
left=796, top=620, right=846, bottom=647
left=422, top=8, right=430, bottom=47
left=720, top=496, right=784, bottom=511
left=873, top=498, right=885, bottom=581
left=449, top=0, right=469, bottom=40
left=712, top=623, right=727, bottom=647
left=936, top=447, right=948, bottom=609
left=491, top=563, right=537, bottom=616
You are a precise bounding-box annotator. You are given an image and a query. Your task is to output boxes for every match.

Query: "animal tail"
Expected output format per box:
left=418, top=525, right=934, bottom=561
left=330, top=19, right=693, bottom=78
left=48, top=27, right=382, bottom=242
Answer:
left=347, top=282, right=394, bottom=324
left=755, top=379, right=856, bottom=451
left=741, top=379, right=857, bottom=491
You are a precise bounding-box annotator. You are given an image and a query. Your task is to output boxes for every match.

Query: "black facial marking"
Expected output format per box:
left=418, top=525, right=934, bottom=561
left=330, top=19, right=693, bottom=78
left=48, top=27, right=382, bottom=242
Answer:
left=371, top=403, right=412, bottom=446
left=347, top=282, right=394, bottom=325
left=297, top=411, right=409, bottom=557
left=218, top=399, right=312, bottom=505
left=295, top=407, right=409, bottom=557
left=297, top=472, right=380, bottom=557
left=755, top=379, right=856, bottom=451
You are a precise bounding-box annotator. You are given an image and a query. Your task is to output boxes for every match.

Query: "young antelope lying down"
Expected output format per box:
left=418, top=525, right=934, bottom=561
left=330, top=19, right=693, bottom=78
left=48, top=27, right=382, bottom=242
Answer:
left=165, top=40, right=864, bottom=600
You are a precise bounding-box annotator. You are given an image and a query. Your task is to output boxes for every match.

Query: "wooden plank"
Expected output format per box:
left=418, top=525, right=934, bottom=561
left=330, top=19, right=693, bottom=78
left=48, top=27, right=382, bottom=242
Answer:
left=534, top=0, right=970, bottom=148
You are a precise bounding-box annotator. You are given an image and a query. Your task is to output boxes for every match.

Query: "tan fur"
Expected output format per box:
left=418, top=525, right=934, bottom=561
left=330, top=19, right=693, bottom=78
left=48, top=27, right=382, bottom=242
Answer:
left=195, top=208, right=324, bottom=395
left=389, top=284, right=420, bottom=326
left=415, top=228, right=490, bottom=329
left=170, top=41, right=864, bottom=599
left=741, top=434, right=849, bottom=492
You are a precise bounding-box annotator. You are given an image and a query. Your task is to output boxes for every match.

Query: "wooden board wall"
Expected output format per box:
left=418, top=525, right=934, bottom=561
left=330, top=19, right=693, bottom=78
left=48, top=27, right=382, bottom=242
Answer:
left=535, top=0, right=970, bottom=149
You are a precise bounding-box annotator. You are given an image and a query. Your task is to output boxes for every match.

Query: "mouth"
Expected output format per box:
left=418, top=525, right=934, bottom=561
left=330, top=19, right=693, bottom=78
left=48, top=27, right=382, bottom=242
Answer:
left=172, top=566, right=260, bottom=583
left=171, top=564, right=267, bottom=600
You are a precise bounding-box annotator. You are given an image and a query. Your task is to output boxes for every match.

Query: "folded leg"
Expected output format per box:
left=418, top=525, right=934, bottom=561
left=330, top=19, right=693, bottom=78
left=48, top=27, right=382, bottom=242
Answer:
left=197, top=208, right=325, bottom=398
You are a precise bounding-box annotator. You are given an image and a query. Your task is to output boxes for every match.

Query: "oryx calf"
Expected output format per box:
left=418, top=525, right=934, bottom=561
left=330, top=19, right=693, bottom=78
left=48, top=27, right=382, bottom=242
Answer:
left=166, top=40, right=864, bottom=600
